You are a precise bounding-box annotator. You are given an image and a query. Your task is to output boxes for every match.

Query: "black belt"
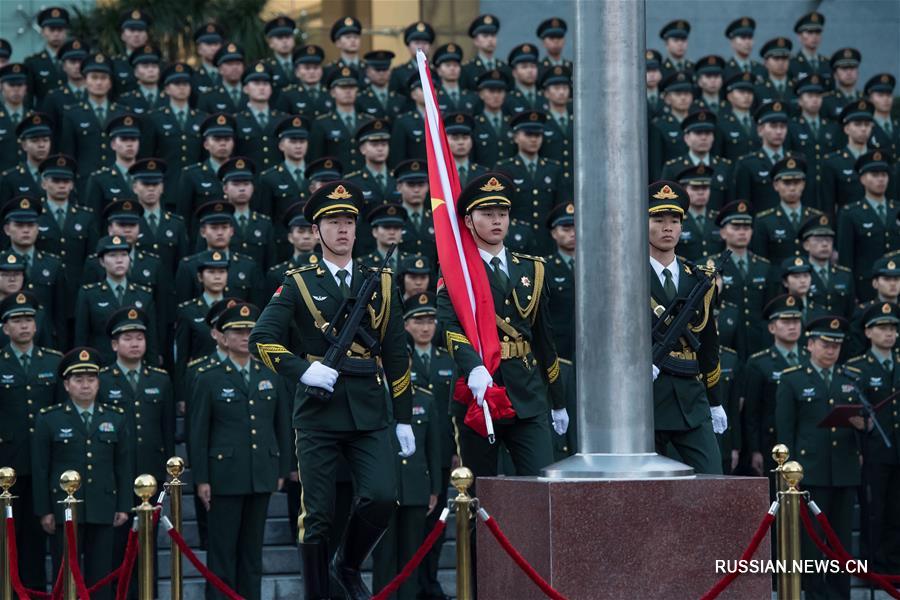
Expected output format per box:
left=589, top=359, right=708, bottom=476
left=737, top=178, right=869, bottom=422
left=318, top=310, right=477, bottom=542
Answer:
left=307, top=355, right=379, bottom=376
left=659, top=355, right=700, bottom=377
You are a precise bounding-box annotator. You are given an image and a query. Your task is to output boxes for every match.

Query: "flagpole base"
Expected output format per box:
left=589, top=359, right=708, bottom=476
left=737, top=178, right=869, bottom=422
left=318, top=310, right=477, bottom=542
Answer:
left=540, top=452, right=694, bottom=479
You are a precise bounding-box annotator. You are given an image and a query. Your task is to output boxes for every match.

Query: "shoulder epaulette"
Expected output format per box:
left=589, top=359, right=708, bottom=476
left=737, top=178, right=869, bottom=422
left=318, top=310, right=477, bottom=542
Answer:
left=663, top=157, right=679, bottom=166
left=833, top=264, right=852, bottom=273
left=344, top=170, right=362, bottom=178
left=749, top=349, right=769, bottom=359
left=510, top=251, right=546, bottom=263
left=413, top=385, right=434, bottom=396
left=697, top=263, right=715, bottom=275
left=756, top=208, right=775, bottom=217
left=718, top=157, right=733, bottom=165
left=285, top=264, right=317, bottom=276
left=721, top=346, right=737, bottom=355
left=148, top=366, right=168, bottom=374
left=99, top=365, right=111, bottom=373
left=40, top=404, right=63, bottom=414
left=177, top=298, right=197, bottom=308
left=315, top=113, right=330, bottom=120
left=132, top=282, right=152, bottom=293
left=844, top=365, right=862, bottom=373
left=753, top=255, right=771, bottom=264
left=40, top=347, right=63, bottom=356
left=845, top=355, right=865, bottom=365
left=186, top=356, right=208, bottom=368
left=139, top=249, right=160, bottom=259
left=367, top=266, right=394, bottom=274
left=82, top=282, right=99, bottom=290
left=101, top=404, right=125, bottom=414
left=781, top=365, right=802, bottom=374
left=183, top=163, right=202, bottom=171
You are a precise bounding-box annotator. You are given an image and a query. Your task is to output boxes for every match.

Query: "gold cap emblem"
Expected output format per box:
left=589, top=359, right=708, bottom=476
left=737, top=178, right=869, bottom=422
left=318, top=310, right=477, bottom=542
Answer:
left=416, top=23, right=426, bottom=32
left=484, top=15, right=493, bottom=24
left=255, top=63, right=264, bottom=73
left=552, top=18, right=560, bottom=27
left=212, top=251, right=222, bottom=260
left=786, top=158, right=796, bottom=168
left=123, top=116, right=133, bottom=126
left=239, top=305, right=250, bottom=317
left=309, top=255, right=318, bottom=263
left=344, top=17, right=354, bottom=26
left=227, top=43, right=237, bottom=52
left=11, top=65, right=20, bottom=73
left=786, top=295, right=796, bottom=306
left=341, top=67, right=351, bottom=76
left=131, top=10, right=141, bottom=19
left=529, top=112, right=539, bottom=121
left=883, top=303, right=892, bottom=314
left=15, top=293, right=25, bottom=304
left=324, top=159, right=333, bottom=168
left=213, top=203, right=223, bottom=212
left=889, top=261, right=897, bottom=269
left=216, top=115, right=227, bottom=125
left=522, top=44, right=531, bottom=53
left=455, top=114, right=464, bottom=123
left=882, top=74, right=890, bottom=83
left=307, top=46, right=316, bottom=54
left=794, top=257, right=804, bottom=266
left=646, top=50, right=653, bottom=59
left=448, top=44, right=456, bottom=52
left=175, top=64, right=184, bottom=72
left=480, top=177, right=505, bottom=192
left=741, top=17, right=749, bottom=26
left=96, top=54, right=105, bottom=63
left=819, top=215, right=829, bottom=225
left=698, top=112, right=706, bottom=121
left=773, top=102, right=782, bottom=111
left=874, top=151, right=882, bottom=161
left=410, top=161, right=421, bottom=171
left=742, top=72, right=751, bottom=81
left=386, top=205, right=397, bottom=215
left=676, top=72, right=685, bottom=81
left=565, top=203, right=574, bottom=214
left=72, top=41, right=81, bottom=49
left=737, top=201, right=747, bottom=213
left=236, top=159, right=245, bottom=169
left=78, top=350, right=90, bottom=361
left=652, top=185, right=678, bottom=200
left=292, top=117, right=301, bottom=127
left=373, top=120, right=383, bottom=129
left=143, top=45, right=152, bottom=53
left=811, top=13, right=819, bottom=22
left=127, top=308, right=138, bottom=319
left=6, top=255, right=16, bottom=264
left=830, top=319, right=840, bottom=329
left=19, top=198, right=29, bottom=209
left=147, top=160, right=156, bottom=169
left=122, top=201, right=132, bottom=210
left=415, top=258, right=424, bottom=268
left=57, top=156, right=66, bottom=166
left=859, top=100, right=867, bottom=109
left=51, top=9, right=60, bottom=17
left=554, top=66, right=563, bottom=74
left=206, top=24, right=215, bottom=33
left=844, top=49, right=853, bottom=58
left=112, top=236, right=122, bottom=244
left=777, top=38, right=785, bottom=47
left=418, top=293, right=428, bottom=304
left=327, top=184, right=353, bottom=200
left=226, top=299, right=237, bottom=308
left=696, top=164, right=706, bottom=175
left=811, top=75, right=819, bottom=83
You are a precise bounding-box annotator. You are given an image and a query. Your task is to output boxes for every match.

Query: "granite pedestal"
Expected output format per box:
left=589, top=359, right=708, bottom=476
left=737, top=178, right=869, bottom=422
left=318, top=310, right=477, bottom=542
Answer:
left=476, top=475, right=771, bottom=599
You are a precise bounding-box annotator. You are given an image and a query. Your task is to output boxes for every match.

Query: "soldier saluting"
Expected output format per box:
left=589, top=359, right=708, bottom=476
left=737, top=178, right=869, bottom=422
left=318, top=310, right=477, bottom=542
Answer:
left=249, top=180, right=414, bottom=600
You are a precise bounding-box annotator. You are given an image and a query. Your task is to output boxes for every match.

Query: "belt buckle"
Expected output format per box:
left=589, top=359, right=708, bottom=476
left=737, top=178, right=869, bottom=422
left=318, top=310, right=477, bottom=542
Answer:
left=500, top=344, right=510, bottom=360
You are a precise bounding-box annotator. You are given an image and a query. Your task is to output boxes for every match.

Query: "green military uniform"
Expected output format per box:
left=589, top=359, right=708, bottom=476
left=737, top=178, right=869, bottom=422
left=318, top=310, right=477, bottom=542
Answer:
left=788, top=12, right=830, bottom=83
left=538, top=73, right=573, bottom=178
left=502, top=44, right=548, bottom=117
left=357, top=56, right=409, bottom=120
left=459, top=15, right=507, bottom=90
left=798, top=214, right=856, bottom=318
left=732, top=105, right=793, bottom=214
left=263, top=16, right=298, bottom=95
left=309, top=66, right=371, bottom=173
left=195, top=44, right=248, bottom=115
left=787, top=75, right=841, bottom=203
left=0, top=155, right=43, bottom=206
left=718, top=72, right=762, bottom=162
left=173, top=112, right=236, bottom=230
left=471, top=69, right=516, bottom=168
left=753, top=36, right=797, bottom=110
left=776, top=316, right=861, bottom=599
left=233, top=66, right=283, bottom=171
left=32, top=347, right=133, bottom=600
left=24, top=6, right=69, bottom=103
left=650, top=104, right=689, bottom=168
left=716, top=301, right=745, bottom=359
left=176, top=246, right=262, bottom=306
left=821, top=48, right=862, bottom=121
left=227, top=205, right=275, bottom=271
left=660, top=156, right=733, bottom=212
left=387, top=59, right=428, bottom=164
left=723, top=17, right=767, bottom=82
left=189, top=23, right=224, bottom=98
left=265, top=202, right=319, bottom=294
left=433, top=44, right=479, bottom=116
left=657, top=19, right=694, bottom=78
left=866, top=74, right=900, bottom=157
left=819, top=101, right=876, bottom=216
left=323, top=16, right=367, bottom=87
left=0, top=67, right=27, bottom=173
left=544, top=202, right=576, bottom=361
left=670, top=164, right=725, bottom=263
left=716, top=346, right=742, bottom=474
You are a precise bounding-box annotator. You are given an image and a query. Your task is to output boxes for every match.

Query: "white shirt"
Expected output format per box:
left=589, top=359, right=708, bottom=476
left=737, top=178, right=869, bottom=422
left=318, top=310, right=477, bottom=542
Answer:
left=649, top=256, right=680, bottom=290
left=479, top=247, right=509, bottom=277
left=322, top=256, right=354, bottom=289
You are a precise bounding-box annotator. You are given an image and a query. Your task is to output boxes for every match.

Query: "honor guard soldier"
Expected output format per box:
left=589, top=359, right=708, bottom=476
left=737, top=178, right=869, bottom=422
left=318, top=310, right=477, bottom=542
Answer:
left=111, top=9, right=151, bottom=94
left=74, top=235, right=157, bottom=364
left=472, top=69, right=515, bottom=168
left=394, top=159, right=437, bottom=266
left=175, top=202, right=263, bottom=305
left=788, top=75, right=841, bottom=200
left=754, top=38, right=795, bottom=109
left=776, top=316, right=865, bottom=599
left=175, top=251, right=231, bottom=377
left=744, top=294, right=805, bottom=476
left=24, top=7, right=69, bottom=103
left=174, top=113, right=235, bottom=233
left=197, top=43, right=248, bottom=115
left=822, top=48, right=863, bottom=122
left=800, top=214, right=855, bottom=318
left=733, top=102, right=791, bottom=213
left=751, top=155, right=822, bottom=263
left=778, top=257, right=826, bottom=325
left=445, top=113, right=489, bottom=186
left=673, top=165, right=723, bottom=262
left=0, top=291, right=62, bottom=590
left=433, top=44, right=477, bottom=116
left=537, top=17, right=571, bottom=74
left=38, top=40, right=88, bottom=133
left=219, top=157, right=276, bottom=270
left=545, top=202, right=575, bottom=361
left=789, top=12, right=831, bottom=84
left=646, top=50, right=664, bottom=123
left=0, top=254, right=56, bottom=347
left=130, top=158, right=189, bottom=278
left=848, top=258, right=900, bottom=359
left=264, top=16, right=298, bottom=96
left=723, top=17, right=766, bottom=82
left=460, top=14, right=507, bottom=91
left=276, top=45, right=333, bottom=118
left=717, top=344, right=742, bottom=474
left=539, top=66, right=573, bottom=178
left=496, top=111, right=567, bottom=254
left=717, top=72, right=760, bottom=162
left=345, top=118, right=395, bottom=243
left=658, top=20, right=693, bottom=78
left=58, top=53, right=127, bottom=185
left=650, top=72, right=694, bottom=169
left=867, top=74, right=899, bottom=156
left=310, top=66, right=371, bottom=173
left=191, top=23, right=226, bottom=97
left=648, top=181, right=725, bottom=473
left=691, top=56, right=726, bottom=117
left=234, top=62, right=283, bottom=171
left=503, top=44, right=545, bottom=116
left=358, top=202, right=409, bottom=271
left=0, top=64, right=29, bottom=172
left=143, top=63, right=205, bottom=194
left=325, top=17, right=366, bottom=86
left=711, top=201, right=774, bottom=354
left=248, top=180, right=415, bottom=600
left=398, top=255, right=432, bottom=299
left=0, top=113, right=53, bottom=206
left=659, top=110, right=733, bottom=211
left=116, top=45, right=163, bottom=115
left=389, top=73, right=429, bottom=166
left=266, top=202, right=320, bottom=295
left=438, top=172, right=567, bottom=476
left=820, top=100, right=876, bottom=217
left=389, top=21, right=435, bottom=96
left=845, top=303, right=900, bottom=573
left=84, top=114, right=142, bottom=217
left=32, top=347, right=133, bottom=600
left=356, top=50, right=407, bottom=119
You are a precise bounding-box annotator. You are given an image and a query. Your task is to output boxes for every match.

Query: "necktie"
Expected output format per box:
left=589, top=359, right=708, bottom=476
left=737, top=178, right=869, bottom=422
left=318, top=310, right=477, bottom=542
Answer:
left=789, top=211, right=800, bottom=228
left=95, top=106, right=106, bottom=124
left=257, top=111, right=268, bottom=127
left=809, top=120, right=819, bottom=137
left=114, top=284, right=124, bottom=304
left=344, top=114, right=354, bottom=131
left=21, top=254, right=30, bottom=277
left=885, top=121, right=893, bottom=135
left=877, top=203, right=887, bottom=223
left=240, top=367, right=249, bottom=386
left=81, top=411, right=91, bottom=430
left=421, top=351, right=430, bottom=372
left=146, top=92, right=156, bottom=105
left=492, top=115, right=501, bottom=133
left=147, top=212, right=158, bottom=233
left=19, top=353, right=30, bottom=373
left=568, top=257, right=575, bottom=271
left=741, top=115, right=751, bottom=134
left=662, top=267, right=677, bottom=301
left=294, top=169, right=304, bottom=187
left=559, top=114, right=567, bottom=130
left=786, top=351, right=798, bottom=366
left=336, top=269, right=351, bottom=298
left=176, top=110, right=187, bottom=129
left=56, top=208, right=66, bottom=229
left=695, top=214, right=705, bottom=229
left=230, top=89, right=241, bottom=105
left=884, top=359, right=893, bottom=373
left=818, top=267, right=829, bottom=285
left=490, top=256, right=509, bottom=288
left=527, top=162, right=536, bottom=178
left=10, top=112, right=21, bottom=126
left=526, top=91, right=535, bottom=106
left=708, top=102, right=718, bottom=113
left=127, top=369, right=139, bottom=391
left=772, top=152, right=781, bottom=163
left=449, top=90, right=458, bottom=104
left=374, top=173, right=385, bottom=190
left=458, top=165, right=467, bottom=183
left=821, top=369, right=831, bottom=389
left=238, top=214, right=248, bottom=233
left=411, top=211, right=422, bottom=230
left=736, top=258, right=748, bottom=277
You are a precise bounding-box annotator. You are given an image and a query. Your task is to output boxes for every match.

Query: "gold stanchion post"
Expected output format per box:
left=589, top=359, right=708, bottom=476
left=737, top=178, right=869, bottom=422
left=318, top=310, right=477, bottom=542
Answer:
left=59, top=470, right=82, bottom=600
left=451, top=467, right=474, bottom=600
left=0, top=467, right=17, bottom=600
left=772, top=444, right=790, bottom=594
left=166, top=457, right=185, bottom=600
left=134, top=474, right=157, bottom=600
left=777, top=460, right=804, bottom=600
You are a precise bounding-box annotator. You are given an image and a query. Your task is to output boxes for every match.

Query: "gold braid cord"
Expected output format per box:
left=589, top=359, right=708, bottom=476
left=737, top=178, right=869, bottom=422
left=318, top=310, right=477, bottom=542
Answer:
left=445, top=331, right=472, bottom=358
left=391, top=367, right=411, bottom=398
left=706, top=362, right=721, bottom=388
left=513, top=261, right=545, bottom=323
left=546, top=357, right=560, bottom=383
left=688, top=278, right=716, bottom=333
left=256, top=343, right=293, bottom=371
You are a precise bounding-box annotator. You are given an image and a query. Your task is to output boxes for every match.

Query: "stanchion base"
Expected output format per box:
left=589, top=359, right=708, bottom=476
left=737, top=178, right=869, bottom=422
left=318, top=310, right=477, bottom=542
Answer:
left=540, top=452, right=694, bottom=478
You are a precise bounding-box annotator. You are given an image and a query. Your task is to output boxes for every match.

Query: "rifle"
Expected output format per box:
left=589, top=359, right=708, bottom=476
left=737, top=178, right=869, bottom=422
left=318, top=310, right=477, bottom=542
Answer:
left=305, top=244, right=397, bottom=400
left=651, top=249, right=731, bottom=367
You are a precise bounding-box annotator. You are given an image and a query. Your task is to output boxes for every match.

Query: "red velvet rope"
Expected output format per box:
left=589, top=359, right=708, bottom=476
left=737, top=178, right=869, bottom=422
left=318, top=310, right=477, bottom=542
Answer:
left=481, top=515, right=568, bottom=600
left=372, top=517, right=447, bottom=600
left=6, top=516, right=57, bottom=599
left=113, top=525, right=140, bottom=600
left=167, top=525, right=244, bottom=600
left=699, top=512, right=776, bottom=600
left=64, top=518, right=91, bottom=600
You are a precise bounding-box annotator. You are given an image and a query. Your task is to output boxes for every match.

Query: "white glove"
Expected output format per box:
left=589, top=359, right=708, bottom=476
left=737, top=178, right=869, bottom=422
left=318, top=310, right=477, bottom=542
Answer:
left=711, top=405, right=728, bottom=435
left=396, top=423, right=416, bottom=457
left=467, top=365, right=494, bottom=407
left=652, top=364, right=660, bottom=381
left=300, top=361, right=339, bottom=393
left=551, top=408, right=569, bottom=436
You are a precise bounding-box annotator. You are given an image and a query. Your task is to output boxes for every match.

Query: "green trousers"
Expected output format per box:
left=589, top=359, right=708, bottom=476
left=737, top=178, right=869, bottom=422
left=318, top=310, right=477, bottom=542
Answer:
left=802, top=485, right=855, bottom=600
left=371, top=506, right=428, bottom=599
left=206, top=493, right=271, bottom=600
left=655, top=421, right=723, bottom=475
left=455, top=413, right=555, bottom=478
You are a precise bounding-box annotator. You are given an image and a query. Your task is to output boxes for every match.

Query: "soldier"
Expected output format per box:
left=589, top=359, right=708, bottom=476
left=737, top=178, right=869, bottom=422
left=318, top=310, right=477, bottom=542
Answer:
left=471, top=69, right=515, bottom=168
left=310, top=67, right=371, bottom=173
left=389, top=21, right=435, bottom=96
left=174, top=113, right=235, bottom=234
left=265, top=202, right=319, bottom=295
left=115, top=45, right=164, bottom=116
left=0, top=113, right=53, bottom=206
left=394, top=159, right=437, bottom=266
left=345, top=118, right=394, bottom=215
left=32, top=347, right=132, bottom=600
left=867, top=74, right=899, bottom=157
left=276, top=45, right=332, bottom=119
left=358, top=203, right=408, bottom=271
left=691, top=56, right=725, bottom=117
left=191, top=23, right=225, bottom=97
left=845, top=303, right=900, bottom=574
left=129, top=158, right=190, bottom=278
left=537, top=17, right=571, bottom=73
left=0, top=64, right=29, bottom=173
left=263, top=16, right=298, bottom=96
left=0, top=254, right=56, bottom=348
left=0, top=291, right=62, bottom=590
left=197, top=43, right=248, bottom=115
left=234, top=62, right=283, bottom=171
left=848, top=258, right=900, bottom=359
left=325, top=16, right=366, bottom=85
left=658, top=20, right=693, bottom=78
left=257, top=115, right=311, bottom=261
left=788, top=12, right=830, bottom=84
left=800, top=214, right=855, bottom=318
left=24, top=7, right=69, bottom=103
left=820, top=100, right=875, bottom=217
left=650, top=71, right=694, bottom=171
left=788, top=75, right=841, bottom=204
left=39, top=40, right=87, bottom=135
left=648, top=180, right=724, bottom=473
left=822, top=48, right=863, bottom=122
left=390, top=74, right=429, bottom=167
left=460, top=14, right=507, bottom=91
left=175, top=252, right=230, bottom=377
left=74, top=235, right=157, bottom=364
left=744, top=294, right=805, bottom=476
left=497, top=110, right=567, bottom=254
left=218, top=157, right=276, bottom=270
left=778, top=257, right=826, bottom=326
left=673, top=165, right=723, bottom=262
left=111, top=9, right=151, bottom=95
left=433, top=44, right=477, bottom=116
left=83, top=114, right=141, bottom=216
left=445, top=113, right=488, bottom=187
left=751, top=155, right=821, bottom=263
left=398, top=255, right=431, bottom=299
left=753, top=38, right=795, bottom=111
left=733, top=102, right=791, bottom=213
left=503, top=44, right=545, bottom=116
left=776, top=316, right=866, bottom=599
left=539, top=65, right=573, bottom=177
left=191, top=301, right=292, bottom=600
left=248, top=180, right=415, bottom=600
left=646, top=50, right=664, bottom=123
left=659, top=110, right=733, bottom=211
left=544, top=201, right=575, bottom=361
left=718, top=72, right=760, bottom=162
left=723, top=16, right=766, bottom=82
left=356, top=50, right=406, bottom=120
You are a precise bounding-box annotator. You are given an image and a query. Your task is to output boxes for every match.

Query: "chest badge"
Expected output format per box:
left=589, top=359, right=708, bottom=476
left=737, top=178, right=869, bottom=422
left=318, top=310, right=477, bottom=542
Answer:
left=520, top=276, right=531, bottom=288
